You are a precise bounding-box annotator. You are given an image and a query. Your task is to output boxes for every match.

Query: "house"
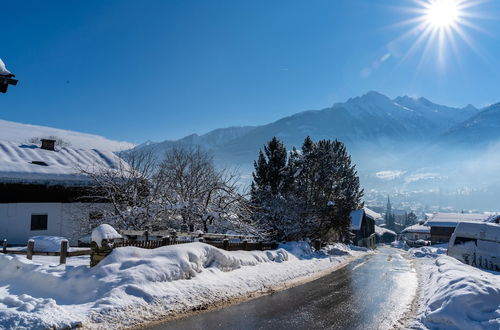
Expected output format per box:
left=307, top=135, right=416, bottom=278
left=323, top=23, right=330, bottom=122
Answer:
left=401, top=223, right=431, bottom=241
left=350, top=207, right=377, bottom=249
left=0, top=139, right=126, bottom=245
left=375, top=226, right=396, bottom=244
left=426, top=212, right=500, bottom=244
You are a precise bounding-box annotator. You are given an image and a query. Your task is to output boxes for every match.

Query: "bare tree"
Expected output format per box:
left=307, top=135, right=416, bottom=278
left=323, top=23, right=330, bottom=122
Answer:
left=75, top=146, right=259, bottom=236
left=156, top=146, right=257, bottom=234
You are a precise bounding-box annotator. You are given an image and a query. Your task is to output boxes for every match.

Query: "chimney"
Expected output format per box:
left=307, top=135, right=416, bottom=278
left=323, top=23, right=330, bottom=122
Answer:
left=40, top=139, right=56, bottom=151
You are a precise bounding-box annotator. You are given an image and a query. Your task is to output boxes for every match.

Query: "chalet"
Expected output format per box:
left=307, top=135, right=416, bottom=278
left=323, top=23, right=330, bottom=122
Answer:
left=426, top=212, right=500, bottom=244
left=0, top=139, right=126, bottom=245
left=401, top=223, right=431, bottom=241
left=374, top=226, right=396, bottom=244
left=350, top=207, right=377, bottom=249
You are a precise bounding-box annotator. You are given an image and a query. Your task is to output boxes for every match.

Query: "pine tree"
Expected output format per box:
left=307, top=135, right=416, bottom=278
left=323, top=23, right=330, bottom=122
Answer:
left=251, top=137, right=291, bottom=240
left=385, top=196, right=395, bottom=230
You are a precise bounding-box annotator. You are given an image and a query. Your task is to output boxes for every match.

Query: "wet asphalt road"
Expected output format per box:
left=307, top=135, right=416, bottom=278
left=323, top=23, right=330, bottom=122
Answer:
left=148, top=246, right=417, bottom=330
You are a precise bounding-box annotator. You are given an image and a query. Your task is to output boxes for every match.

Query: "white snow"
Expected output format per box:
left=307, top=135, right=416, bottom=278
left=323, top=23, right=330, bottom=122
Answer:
left=0, top=140, right=126, bottom=184
left=375, top=225, right=396, bottom=237
left=402, top=223, right=431, bottom=233
left=28, top=236, right=67, bottom=253
left=406, top=245, right=500, bottom=329
left=91, top=224, right=122, bottom=247
left=0, top=58, right=11, bottom=76
left=364, top=207, right=383, bottom=221
left=0, top=242, right=367, bottom=329
left=426, top=212, right=498, bottom=228
left=0, top=119, right=134, bottom=152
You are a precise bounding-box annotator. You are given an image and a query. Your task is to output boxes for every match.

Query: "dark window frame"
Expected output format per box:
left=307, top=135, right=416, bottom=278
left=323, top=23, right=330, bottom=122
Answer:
left=30, top=214, right=48, bottom=231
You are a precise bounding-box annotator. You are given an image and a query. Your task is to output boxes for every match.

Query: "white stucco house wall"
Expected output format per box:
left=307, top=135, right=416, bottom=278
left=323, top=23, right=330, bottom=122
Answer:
left=0, top=139, right=126, bottom=245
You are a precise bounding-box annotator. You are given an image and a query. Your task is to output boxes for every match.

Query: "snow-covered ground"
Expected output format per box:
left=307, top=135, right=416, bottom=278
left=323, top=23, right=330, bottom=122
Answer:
left=406, top=245, right=500, bottom=330
left=0, top=242, right=367, bottom=329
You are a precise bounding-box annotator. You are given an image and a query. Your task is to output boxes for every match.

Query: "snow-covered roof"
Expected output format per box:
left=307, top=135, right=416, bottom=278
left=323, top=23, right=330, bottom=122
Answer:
left=453, top=222, right=500, bottom=242
left=426, top=212, right=498, bottom=228
left=351, top=208, right=380, bottom=230
left=402, top=224, right=430, bottom=233
left=375, top=225, right=396, bottom=237
left=0, top=140, right=126, bottom=185
left=350, top=209, right=364, bottom=231
left=364, top=207, right=383, bottom=221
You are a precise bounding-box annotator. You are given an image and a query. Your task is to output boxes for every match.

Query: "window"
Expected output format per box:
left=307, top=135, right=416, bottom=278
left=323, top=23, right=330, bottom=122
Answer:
left=31, top=214, right=48, bottom=230
left=454, top=236, right=477, bottom=246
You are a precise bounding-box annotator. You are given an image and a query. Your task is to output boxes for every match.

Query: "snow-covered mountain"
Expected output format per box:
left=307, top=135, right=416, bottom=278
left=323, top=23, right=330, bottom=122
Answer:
left=0, top=119, right=134, bottom=152
left=442, top=102, right=500, bottom=146
left=134, top=91, right=481, bottom=168
left=132, top=91, right=500, bottom=209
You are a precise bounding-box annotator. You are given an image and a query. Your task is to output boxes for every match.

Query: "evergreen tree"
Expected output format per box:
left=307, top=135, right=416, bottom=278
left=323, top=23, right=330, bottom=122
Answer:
left=385, top=196, right=395, bottom=230
left=406, top=211, right=418, bottom=226
left=251, top=137, right=291, bottom=240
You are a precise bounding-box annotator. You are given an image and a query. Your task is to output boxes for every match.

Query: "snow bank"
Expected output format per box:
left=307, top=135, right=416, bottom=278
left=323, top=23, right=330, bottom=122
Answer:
left=28, top=236, right=67, bottom=252
left=391, top=240, right=410, bottom=250
left=0, top=241, right=366, bottom=329
left=91, top=224, right=122, bottom=247
left=408, top=246, right=447, bottom=259
left=416, top=256, right=500, bottom=329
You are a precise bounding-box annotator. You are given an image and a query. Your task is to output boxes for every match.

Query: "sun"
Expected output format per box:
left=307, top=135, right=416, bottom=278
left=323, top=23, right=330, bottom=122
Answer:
left=387, top=0, right=489, bottom=71
left=424, top=0, right=461, bottom=29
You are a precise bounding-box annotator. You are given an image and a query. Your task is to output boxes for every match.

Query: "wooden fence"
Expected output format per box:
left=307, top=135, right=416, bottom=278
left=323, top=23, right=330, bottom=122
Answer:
left=2, top=232, right=279, bottom=267
left=91, top=236, right=279, bottom=266
left=1, top=239, right=91, bottom=264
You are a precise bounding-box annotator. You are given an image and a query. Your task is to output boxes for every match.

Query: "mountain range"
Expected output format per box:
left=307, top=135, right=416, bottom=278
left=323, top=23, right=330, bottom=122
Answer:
left=134, top=91, right=497, bottom=167
left=132, top=91, right=500, bottom=210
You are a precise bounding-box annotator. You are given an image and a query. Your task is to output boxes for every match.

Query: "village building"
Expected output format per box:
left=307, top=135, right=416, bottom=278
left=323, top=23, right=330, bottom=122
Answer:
left=426, top=212, right=500, bottom=244
left=375, top=225, right=397, bottom=244
left=401, top=223, right=431, bottom=242
left=350, top=207, right=378, bottom=249
left=0, top=139, right=126, bottom=245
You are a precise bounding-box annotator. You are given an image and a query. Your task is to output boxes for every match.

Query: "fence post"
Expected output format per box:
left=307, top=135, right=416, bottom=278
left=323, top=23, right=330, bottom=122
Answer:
left=223, top=239, right=229, bottom=250
left=258, top=241, right=263, bottom=250
left=59, top=240, right=68, bottom=264
left=145, top=230, right=149, bottom=242
left=27, top=240, right=34, bottom=260
left=314, top=239, right=321, bottom=251
left=2, top=239, right=6, bottom=254
left=243, top=240, right=248, bottom=251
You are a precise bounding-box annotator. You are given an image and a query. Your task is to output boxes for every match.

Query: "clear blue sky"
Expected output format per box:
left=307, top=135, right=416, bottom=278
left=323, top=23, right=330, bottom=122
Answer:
left=1, top=0, right=499, bottom=143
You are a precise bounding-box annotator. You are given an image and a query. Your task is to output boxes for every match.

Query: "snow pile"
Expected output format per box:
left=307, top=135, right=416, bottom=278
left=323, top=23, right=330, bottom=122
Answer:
left=416, top=256, right=500, bottom=329
left=408, top=246, right=447, bottom=259
left=391, top=240, right=410, bottom=250
left=0, top=58, right=11, bottom=75
left=91, top=224, right=122, bottom=247
left=28, top=236, right=67, bottom=253
left=0, top=241, right=366, bottom=329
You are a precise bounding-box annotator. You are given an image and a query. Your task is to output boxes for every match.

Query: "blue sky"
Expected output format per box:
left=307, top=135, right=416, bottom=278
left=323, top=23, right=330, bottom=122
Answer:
left=1, top=0, right=500, bottom=143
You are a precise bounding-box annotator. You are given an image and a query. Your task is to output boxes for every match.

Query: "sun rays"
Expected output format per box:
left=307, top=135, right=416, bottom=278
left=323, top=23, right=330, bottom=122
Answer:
left=393, top=0, right=489, bottom=72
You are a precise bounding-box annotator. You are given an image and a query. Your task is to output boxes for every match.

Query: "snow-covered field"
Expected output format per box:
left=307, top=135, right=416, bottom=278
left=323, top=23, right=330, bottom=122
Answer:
left=407, top=246, right=500, bottom=330
left=0, top=242, right=367, bottom=329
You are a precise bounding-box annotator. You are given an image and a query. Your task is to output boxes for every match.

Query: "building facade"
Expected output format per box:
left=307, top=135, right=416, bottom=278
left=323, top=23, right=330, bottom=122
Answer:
left=0, top=139, right=125, bottom=245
